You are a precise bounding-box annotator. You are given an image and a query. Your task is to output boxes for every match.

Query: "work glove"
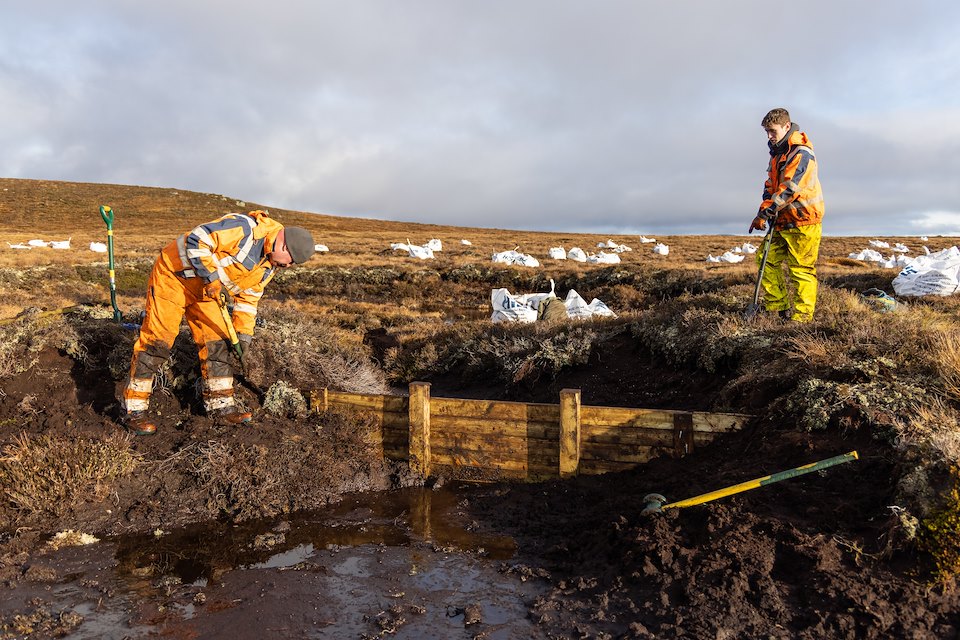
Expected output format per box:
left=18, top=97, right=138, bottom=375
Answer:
left=203, top=280, right=223, bottom=300
left=238, top=333, right=253, bottom=358
left=748, top=207, right=776, bottom=233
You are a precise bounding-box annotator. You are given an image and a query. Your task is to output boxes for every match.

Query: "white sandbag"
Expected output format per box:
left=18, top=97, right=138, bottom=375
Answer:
left=892, top=246, right=960, bottom=296
left=587, top=251, right=621, bottom=264
left=563, top=289, right=617, bottom=319
left=492, top=249, right=540, bottom=268
left=869, top=240, right=890, bottom=249
left=7, top=243, right=32, bottom=250
left=549, top=247, right=567, bottom=260
left=50, top=238, right=71, bottom=249
left=893, top=243, right=910, bottom=253
left=639, top=236, right=657, bottom=243
left=653, top=243, right=669, bottom=256
left=707, top=251, right=745, bottom=263
left=408, top=245, right=434, bottom=259
left=392, top=241, right=434, bottom=259
left=849, top=248, right=885, bottom=263
left=461, top=239, right=472, bottom=246
left=490, top=280, right=556, bottom=323
left=89, top=242, right=107, bottom=253
left=567, top=247, right=587, bottom=262
left=598, top=239, right=632, bottom=253
left=314, top=244, right=329, bottom=252
left=27, top=239, right=49, bottom=247
left=426, top=239, right=442, bottom=251
left=740, top=242, right=758, bottom=254
left=587, top=298, right=616, bottom=317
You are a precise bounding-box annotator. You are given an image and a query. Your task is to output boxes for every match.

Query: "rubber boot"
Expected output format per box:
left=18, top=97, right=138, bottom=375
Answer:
left=217, top=408, right=253, bottom=425
left=123, top=411, right=158, bottom=436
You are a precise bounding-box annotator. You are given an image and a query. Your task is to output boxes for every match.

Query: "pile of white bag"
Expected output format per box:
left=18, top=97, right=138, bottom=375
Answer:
left=490, top=280, right=616, bottom=323
left=892, top=246, right=960, bottom=296
left=492, top=249, right=540, bottom=268
left=587, top=251, right=621, bottom=264
left=7, top=238, right=72, bottom=250
left=707, top=242, right=756, bottom=263
left=597, top=239, right=632, bottom=253
left=391, top=241, right=435, bottom=260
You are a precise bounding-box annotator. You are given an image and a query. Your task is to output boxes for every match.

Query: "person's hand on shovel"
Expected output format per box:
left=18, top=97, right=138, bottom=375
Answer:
left=204, top=280, right=223, bottom=300
left=749, top=207, right=776, bottom=233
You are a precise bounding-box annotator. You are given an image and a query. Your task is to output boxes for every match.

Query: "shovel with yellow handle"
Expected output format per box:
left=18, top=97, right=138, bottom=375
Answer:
left=215, top=291, right=246, bottom=375
left=642, top=450, right=859, bottom=515
left=214, top=290, right=266, bottom=400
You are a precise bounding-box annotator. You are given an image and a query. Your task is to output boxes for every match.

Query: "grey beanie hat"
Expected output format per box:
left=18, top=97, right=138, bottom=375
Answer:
left=284, top=226, right=315, bottom=264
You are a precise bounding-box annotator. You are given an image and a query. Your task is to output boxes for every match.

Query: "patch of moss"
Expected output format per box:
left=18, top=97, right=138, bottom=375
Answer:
left=920, top=466, right=960, bottom=583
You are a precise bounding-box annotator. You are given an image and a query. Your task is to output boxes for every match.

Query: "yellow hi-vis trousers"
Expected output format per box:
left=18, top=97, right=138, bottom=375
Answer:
left=758, top=223, right=822, bottom=322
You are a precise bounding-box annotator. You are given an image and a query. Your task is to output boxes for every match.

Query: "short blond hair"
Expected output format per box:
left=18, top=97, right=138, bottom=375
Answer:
left=762, top=108, right=791, bottom=127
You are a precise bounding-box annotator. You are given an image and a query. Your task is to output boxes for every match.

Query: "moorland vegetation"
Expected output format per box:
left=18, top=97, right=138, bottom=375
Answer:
left=1, top=177, right=958, bottom=588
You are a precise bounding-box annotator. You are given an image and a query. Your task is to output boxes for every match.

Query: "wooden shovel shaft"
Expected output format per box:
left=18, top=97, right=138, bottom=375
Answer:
left=662, top=451, right=859, bottom=510
left=216, top=292, right=244, bottom=361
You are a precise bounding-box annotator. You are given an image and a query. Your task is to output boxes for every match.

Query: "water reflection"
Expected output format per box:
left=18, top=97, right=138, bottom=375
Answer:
left=112, top=485, right=516, bottom=585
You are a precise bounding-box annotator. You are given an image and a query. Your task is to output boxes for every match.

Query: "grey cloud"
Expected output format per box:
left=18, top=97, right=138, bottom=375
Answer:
left=2, top=1, right=960, bottom=236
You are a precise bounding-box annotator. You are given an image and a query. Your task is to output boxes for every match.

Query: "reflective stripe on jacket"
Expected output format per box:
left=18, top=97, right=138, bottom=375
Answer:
left=761, top=128, right=825, bottom=229
left=157, top=210, right=283, bottom=333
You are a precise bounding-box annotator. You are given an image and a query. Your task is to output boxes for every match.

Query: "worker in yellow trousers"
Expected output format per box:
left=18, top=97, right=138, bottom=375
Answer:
left=122, top=210, right=315, bottom=435
left=749, top=108, right=825, bottom=322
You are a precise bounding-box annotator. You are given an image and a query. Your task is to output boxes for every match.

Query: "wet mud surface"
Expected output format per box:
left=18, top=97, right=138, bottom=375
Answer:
left=1, top=341, right=959, bottom=638
left=1, top=488, right=544, bottom=639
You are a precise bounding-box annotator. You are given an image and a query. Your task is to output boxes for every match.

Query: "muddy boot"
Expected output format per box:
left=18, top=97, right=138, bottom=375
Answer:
left=122, top=411, right=158, bottom=436
left=215, top=407, right=253, bottom=426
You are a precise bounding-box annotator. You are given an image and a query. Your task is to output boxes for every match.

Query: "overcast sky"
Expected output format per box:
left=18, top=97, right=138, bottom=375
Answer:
left=2, top=1, right=959, bottom=236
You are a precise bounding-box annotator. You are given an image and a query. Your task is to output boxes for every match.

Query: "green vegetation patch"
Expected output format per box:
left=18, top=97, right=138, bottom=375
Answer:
left=920, top=466, right=960, bottom=583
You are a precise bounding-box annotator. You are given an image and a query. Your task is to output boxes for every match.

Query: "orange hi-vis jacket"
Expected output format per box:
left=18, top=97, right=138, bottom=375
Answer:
left=158, top=210, right=283, bottom=334
left=760, top=128, right=825, bottom=229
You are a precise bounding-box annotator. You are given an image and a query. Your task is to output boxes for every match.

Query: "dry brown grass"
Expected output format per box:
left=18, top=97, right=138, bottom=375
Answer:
left=0, top=432, right=136, bottom=514
left=3, top=178, right=956, bottom=317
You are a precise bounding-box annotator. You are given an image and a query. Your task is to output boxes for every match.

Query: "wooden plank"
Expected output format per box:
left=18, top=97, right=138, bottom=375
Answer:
left=579, top=458, right=642, bottom=474
left=380, top=413, right=409, bottom=430
left=581, top=406, right=677, bottom=429
left=582, top=425, right=676, bottom=447
left=329, top=391, right=408, bottom=413
left=431, top=448, right=529, bottom=472
left=431, top=416, right=559, bottom=439
left=432, top=397, right=560, bottom=422
left=431, top=463, right=532, bottom=481
left=383, top=446, right=409, bottom=460
left=581, top=442, right=659, bottom=464
left=431, top=442, right=558, bottom=466
left=693, top=431, right=725, bottom=447
left=309, top=388, right=329, bottom=412
left=691, top=412, right=750, bottom=433
left=430, top=432, right=558, bottom=457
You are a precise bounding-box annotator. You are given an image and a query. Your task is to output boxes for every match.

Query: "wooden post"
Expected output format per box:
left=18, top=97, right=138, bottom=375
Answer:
left=309, top=388, right=329, bottom=413
left=409, top=382, right=431, bottom=477
left=559, top=388, right=581, bottom=477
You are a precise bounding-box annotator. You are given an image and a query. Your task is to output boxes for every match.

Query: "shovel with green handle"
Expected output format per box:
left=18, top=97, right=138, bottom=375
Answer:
left=99, top=205, right=123, bottom=323
left=744, top=212, right=779, bottom=322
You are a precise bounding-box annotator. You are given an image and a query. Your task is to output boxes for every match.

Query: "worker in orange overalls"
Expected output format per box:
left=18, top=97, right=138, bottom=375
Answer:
left=749, top=107, right=825, bottom=322
left=121, top=210, right=315, bottom=435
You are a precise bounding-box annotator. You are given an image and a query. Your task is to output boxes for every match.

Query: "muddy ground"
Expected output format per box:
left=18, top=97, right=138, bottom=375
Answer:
left=0, top=322, right=958, bottom=638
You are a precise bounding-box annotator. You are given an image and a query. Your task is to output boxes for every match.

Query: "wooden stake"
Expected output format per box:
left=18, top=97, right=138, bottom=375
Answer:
left=559, top=388, right=581, bottom=477
left=409, top=382, right=432, bottom=477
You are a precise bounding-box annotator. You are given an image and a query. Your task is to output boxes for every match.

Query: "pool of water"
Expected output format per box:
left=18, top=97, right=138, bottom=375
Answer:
left=9, top=486, right=547, bottom=639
